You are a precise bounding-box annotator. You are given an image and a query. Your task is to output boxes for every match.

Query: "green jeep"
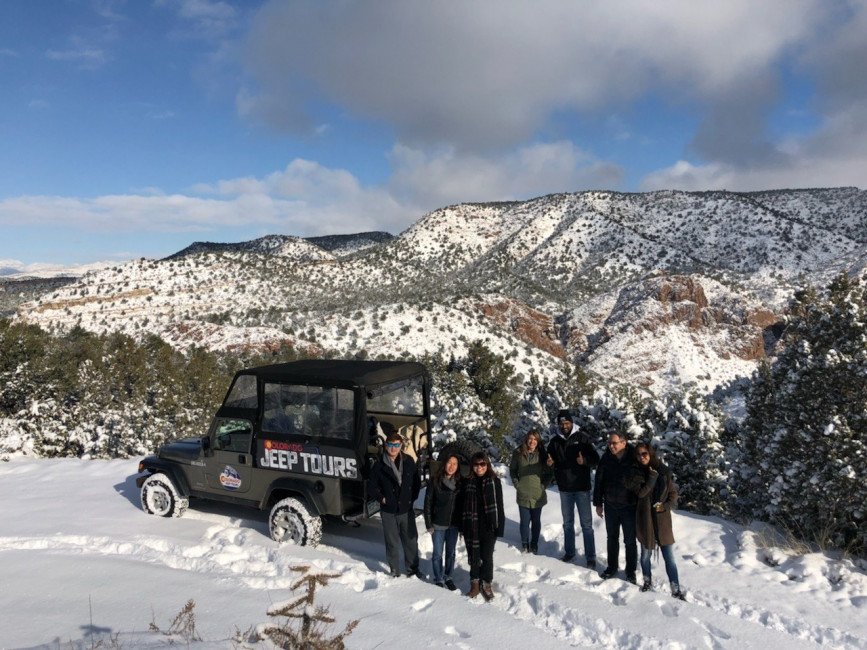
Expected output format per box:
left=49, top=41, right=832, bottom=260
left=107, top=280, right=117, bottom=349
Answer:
left=135, top=360, right=431, bottom=546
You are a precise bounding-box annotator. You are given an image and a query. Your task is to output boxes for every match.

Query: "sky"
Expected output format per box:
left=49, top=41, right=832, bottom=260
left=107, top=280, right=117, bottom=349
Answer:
left=1, top=457, right=865, bottom=648
left=1, top=0, right=866, bottom=271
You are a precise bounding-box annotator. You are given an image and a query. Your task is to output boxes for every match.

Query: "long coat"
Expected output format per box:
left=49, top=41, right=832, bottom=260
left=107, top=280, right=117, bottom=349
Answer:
left=509, top=448, right=554, bottom=509
left=628, top=461, right=679, bottom=550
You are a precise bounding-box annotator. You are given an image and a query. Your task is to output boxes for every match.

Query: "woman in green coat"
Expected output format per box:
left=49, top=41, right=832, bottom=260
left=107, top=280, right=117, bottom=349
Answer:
left=509, top=429, right=554, bottom=554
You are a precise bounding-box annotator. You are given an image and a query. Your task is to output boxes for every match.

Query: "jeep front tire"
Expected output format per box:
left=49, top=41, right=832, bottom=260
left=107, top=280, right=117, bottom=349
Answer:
left=141, top=472, right=189, bottom=518
left=269, top=497, right=323, bottom=547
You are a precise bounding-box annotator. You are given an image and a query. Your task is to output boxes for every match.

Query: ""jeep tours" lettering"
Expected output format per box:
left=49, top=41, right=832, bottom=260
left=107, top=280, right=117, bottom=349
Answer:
left=258, top=439, right=358, bottom=478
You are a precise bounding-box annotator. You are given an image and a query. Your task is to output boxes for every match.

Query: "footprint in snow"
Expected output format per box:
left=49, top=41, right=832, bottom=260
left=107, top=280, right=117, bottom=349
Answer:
left=412, top=598, right=434, bottom=612
left=444, top=625, right=470, bottom=639
left=655, top=599, right=678, bottom=618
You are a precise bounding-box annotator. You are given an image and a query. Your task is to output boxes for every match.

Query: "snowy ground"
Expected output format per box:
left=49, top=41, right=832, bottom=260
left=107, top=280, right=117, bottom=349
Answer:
left=1, top=458, right=865, bottom=649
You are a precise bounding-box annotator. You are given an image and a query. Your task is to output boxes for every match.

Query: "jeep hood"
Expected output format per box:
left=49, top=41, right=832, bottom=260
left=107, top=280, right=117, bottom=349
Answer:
left=157, top=437, right=203, bottom=464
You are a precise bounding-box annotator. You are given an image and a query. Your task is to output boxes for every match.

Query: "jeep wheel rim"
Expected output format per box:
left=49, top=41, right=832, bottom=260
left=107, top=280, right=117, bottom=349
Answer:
left=273, top=509, right=304, bottom=544
left=149, top=488, right=171, bottom=515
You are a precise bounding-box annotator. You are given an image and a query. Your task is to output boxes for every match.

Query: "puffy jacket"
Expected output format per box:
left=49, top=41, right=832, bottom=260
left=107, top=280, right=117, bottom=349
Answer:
left=423, top=476, right=462, bottom=530
left=509, top=448, right=554, bottom=508
left=547, top=425, right=599, bottom=492
left=367, top=453, right=420, bottom=515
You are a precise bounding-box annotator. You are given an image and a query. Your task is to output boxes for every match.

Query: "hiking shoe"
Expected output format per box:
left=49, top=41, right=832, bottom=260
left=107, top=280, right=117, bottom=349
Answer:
left=640, top=579, right=653, bottom=592
left=481, top=582, right=495, bottom=601
left=561, top=553, right=575, bottom=563
left=466, top=580, right=481, bottom=598
left=600, top=567, right=617, bottom=580
left=407, top=569, right=425, bottom=580
left=434, top=581, right=445, bottom=588
left=444, top=579, right=458, bottom=591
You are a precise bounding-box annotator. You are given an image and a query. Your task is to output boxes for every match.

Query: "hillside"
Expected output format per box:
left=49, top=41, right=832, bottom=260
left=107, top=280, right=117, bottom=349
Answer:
left=14, top=187, right=867, bottom=396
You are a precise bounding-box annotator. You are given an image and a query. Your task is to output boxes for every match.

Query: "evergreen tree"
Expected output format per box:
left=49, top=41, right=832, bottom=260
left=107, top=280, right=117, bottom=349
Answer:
left=737, top=273, right=867, bottom=553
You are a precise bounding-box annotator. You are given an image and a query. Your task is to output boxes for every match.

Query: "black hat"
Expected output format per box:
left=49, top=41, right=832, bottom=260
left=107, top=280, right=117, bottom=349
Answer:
left=556, top=409, right=573, bottom=424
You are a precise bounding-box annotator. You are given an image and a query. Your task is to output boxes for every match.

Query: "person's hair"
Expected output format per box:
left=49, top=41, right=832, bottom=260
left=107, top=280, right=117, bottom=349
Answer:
left=385, top=431, right=402, bottom=443
left=634, top=441, right=659, bottom=468
left=434, top=454, right=462, bottom=484
left=469, top=451, right=496, bottom=478
left=521, top=429, right=546, bottom=458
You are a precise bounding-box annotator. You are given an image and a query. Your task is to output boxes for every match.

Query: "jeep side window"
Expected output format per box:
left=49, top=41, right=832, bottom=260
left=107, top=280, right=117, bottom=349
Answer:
left=262, top=383, right=354, bottom=441
left=213, top=418, right=253, bottom=452
left=223, top=374, right=258, bottom=409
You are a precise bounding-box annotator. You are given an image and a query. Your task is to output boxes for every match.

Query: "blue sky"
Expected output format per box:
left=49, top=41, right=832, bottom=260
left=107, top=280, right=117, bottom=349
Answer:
left=1, top=0, right=866, bottom=271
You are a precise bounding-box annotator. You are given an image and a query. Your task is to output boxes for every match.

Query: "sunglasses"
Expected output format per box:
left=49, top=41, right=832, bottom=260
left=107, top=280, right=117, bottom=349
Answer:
left=473, top=461, right=488, bottom=467
left=637, top=452, right=649, bottom=458
left=386, top=442, right=401, bottom=448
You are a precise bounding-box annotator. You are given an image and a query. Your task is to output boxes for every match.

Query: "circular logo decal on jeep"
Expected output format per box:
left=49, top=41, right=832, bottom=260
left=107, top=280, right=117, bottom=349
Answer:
left=220, top=466, right=242, bottom=490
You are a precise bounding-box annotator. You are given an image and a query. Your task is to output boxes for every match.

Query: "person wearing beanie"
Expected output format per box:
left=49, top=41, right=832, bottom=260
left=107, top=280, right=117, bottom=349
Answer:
left=547, top=409, right=599, bottom=566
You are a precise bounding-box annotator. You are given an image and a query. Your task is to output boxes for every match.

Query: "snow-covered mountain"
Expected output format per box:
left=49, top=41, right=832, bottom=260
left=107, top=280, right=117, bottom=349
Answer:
left=14, top=188, right=867, bottom=396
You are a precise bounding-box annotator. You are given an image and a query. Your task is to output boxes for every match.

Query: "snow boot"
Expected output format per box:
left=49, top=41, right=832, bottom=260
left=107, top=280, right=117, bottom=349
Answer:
left=466, top=580, right=481, bottom=599
left=640, top=578, right=653, bottom=592
left=521, top=543, right=530, bottom=553
left=481, top=581, right=495, bottom=601
left=671, top=583, right=686, bottom=601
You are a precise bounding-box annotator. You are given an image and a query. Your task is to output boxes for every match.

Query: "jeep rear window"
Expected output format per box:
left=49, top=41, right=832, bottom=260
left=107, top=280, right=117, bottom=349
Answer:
left=223, top=374, right=258, bottom=409
left=262, top=383, right=354, bottom=440
left=366, top=376, right=425, bottom=416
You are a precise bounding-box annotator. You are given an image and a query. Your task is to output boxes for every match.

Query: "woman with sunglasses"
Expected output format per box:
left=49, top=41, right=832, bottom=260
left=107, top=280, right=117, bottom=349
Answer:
left=509, top=429, right=553, bottom=554
left=423, top=454, right=463, bottom=590
left=461, top=451, right=505, bottom=601
left=626, top=441, right=685, bottom=600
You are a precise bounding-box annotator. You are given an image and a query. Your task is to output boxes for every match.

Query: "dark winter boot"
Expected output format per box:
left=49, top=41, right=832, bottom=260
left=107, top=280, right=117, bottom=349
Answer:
left=466, top=580, right=480, bottom=599
left=530, top=544, right=539, bottom=555
left=640, top=578, right=653, bottom=592
left=671, top=583, right=686, bottom=601
left=481, top=581, right=495, bottom=601
left=521, top=543, right=530, bottom=553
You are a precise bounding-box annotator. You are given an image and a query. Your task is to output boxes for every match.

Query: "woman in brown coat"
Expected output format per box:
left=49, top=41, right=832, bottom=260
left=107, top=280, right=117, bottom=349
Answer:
left=627, top=441, right=685, bottom=600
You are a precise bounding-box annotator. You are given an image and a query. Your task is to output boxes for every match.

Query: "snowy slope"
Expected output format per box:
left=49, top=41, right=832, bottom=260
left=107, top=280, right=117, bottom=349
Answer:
left=13, top=188, right=867, bottom=396
left=1, top=459, right=865, bottom=649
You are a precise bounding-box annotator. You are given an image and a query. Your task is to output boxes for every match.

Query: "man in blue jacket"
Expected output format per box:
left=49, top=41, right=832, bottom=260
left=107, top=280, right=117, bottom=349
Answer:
left=368, top=431, right=422, bottom=578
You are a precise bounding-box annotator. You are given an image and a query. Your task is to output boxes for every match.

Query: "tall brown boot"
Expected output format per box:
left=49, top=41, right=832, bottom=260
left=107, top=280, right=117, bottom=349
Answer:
left=481, top=581, right=495, bottom=601
left=466, top=580, right=480, bottom=598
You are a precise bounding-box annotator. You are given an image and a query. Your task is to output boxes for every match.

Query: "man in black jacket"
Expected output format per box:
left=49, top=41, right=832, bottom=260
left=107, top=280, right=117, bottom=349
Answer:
left=547, top=409, right=600, bottom=566
left=593, top=432, right=638, bottom=583
left=368, top=431, right=422, bottom=578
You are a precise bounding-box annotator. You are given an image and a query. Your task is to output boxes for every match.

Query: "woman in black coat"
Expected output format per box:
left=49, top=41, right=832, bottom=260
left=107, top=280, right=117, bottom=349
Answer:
left=462, top=451, right=505, bottom=601
left=423, top=454, right=462, bottom=590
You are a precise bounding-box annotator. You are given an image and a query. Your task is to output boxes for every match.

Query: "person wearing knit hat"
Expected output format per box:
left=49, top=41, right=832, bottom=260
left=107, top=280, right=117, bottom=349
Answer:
left=547, top=409, right=599, bottom=566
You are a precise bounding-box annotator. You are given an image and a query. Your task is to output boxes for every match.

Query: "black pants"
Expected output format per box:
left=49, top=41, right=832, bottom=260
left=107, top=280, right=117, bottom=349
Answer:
left=469, top=532, right=497, bottom=584
left=381, top=510, right=419, bottom=575
left=604, top=503, right=637, bottom=574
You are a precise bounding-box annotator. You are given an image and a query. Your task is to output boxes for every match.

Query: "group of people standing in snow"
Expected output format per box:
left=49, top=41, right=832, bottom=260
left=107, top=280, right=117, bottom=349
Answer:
left=367, top=408, right=685, bottom=602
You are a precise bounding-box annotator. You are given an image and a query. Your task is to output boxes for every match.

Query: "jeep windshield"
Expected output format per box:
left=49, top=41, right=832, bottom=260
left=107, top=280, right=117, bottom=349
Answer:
left=366, top=376, right=425, bottom=416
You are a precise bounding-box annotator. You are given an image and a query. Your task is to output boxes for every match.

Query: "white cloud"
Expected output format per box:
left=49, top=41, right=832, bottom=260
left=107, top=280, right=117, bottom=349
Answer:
left=239, top=0, right=824, bottom=152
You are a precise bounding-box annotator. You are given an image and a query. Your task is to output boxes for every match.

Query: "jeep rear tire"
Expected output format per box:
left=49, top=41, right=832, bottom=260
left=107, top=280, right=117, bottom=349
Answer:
left=269, top=497, right=323, bottom=547
left=141, top=473, right=189, bottom=518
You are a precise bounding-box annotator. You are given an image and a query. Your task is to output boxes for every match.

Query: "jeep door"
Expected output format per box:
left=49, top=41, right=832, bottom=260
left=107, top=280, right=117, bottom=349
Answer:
left=202, top=417, right=256, bottom=495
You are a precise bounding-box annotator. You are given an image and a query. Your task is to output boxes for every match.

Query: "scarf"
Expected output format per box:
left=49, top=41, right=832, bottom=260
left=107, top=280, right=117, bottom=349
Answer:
left=462, top=476, right=498, bottom=557
left=383, top=452, right=402, bottom=486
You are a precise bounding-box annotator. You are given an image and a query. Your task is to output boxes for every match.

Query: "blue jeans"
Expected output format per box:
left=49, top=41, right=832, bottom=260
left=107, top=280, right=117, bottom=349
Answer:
left=640, top=544, right=679, bottom=586
left=431, top=526, right=459, bottom=583
left=560, top=490, right=595, bottom=560
left=518, top=506, right=542, bottom=546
